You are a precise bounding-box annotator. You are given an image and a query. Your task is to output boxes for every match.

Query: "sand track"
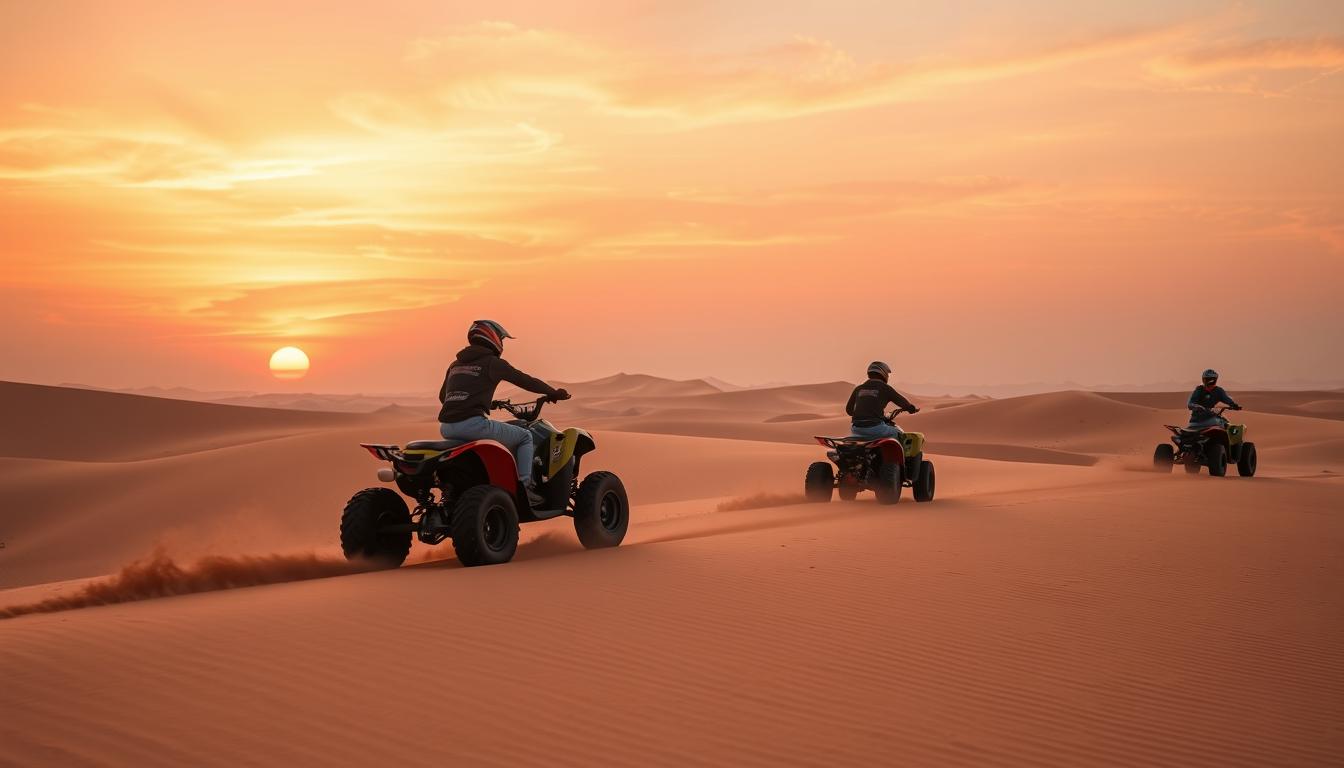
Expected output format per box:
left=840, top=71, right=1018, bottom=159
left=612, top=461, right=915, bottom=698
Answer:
left=1, top=383, right=1341, bottom=765
left=2, top=475, right=1341, bottom=766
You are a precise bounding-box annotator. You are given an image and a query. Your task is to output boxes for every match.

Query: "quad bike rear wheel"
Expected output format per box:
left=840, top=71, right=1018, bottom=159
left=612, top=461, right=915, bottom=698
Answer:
left=1206, top=442, right=1228, bottom=477
left=341, top=487, right=412, bottom=568
left=451, top=485, right=520, bottom=566
left=875, top=462, right=902, bottom=505
left=805, top=462, right=835, bottom=502
left=913, top=460, right=936, bottom=502
left=1153, top=443, right=1175, bottom=472
left=1237, top=442, right=1257, bottom=477
left=574, top=471, right=629, bottom=549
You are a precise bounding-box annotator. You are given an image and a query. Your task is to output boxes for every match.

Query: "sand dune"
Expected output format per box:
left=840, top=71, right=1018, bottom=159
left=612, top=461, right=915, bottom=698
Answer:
left=0, top=417, right=817, bottom=589
left=2, top=472, right=1340, bottom=766
left=0, top=381, right=365, bottom=461
left=3, top=382, right=1342, bottom=765
left=6, top=383, right=1341, bottom=589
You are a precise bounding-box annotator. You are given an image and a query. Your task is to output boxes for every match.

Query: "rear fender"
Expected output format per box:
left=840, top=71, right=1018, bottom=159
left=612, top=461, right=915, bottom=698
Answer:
left=865, top=437, right=905, bottom=466
left=442, top=440, right=518, bottom=491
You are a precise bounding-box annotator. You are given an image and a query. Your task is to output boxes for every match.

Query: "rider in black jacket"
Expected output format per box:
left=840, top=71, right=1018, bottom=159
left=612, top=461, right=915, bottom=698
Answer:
left=437, top=320, right=570, bottom=504
left=1187, top=368, right=1241, bottom=427
left=846, top=362, right=919, bottom=438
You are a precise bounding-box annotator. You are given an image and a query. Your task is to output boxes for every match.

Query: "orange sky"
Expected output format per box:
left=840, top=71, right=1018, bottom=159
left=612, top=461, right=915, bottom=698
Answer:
left=2, top=1, right=1342, bottom=392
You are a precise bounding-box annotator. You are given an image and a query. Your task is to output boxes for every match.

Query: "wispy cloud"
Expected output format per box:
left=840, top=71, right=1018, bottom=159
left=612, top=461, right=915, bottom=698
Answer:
left=1153, top=37, right=1344, bottom=78
left=181, top=277, right=480, bottom=339
left=0, top=125, right=358, bottom=190
left=396, top=21, right=1192, bottom=127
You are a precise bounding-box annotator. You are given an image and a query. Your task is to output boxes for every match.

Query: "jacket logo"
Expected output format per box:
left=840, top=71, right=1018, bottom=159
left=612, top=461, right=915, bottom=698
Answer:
left=449, top=365, right=483, bottom=377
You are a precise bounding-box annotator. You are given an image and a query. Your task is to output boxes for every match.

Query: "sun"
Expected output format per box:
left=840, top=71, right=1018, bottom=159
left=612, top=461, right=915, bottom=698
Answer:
left=269, top=346, right=310, bottom=380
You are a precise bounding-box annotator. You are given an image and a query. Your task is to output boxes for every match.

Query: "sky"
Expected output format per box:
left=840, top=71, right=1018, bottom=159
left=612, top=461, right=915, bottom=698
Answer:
left=2, top=1, right=1342, bottom=393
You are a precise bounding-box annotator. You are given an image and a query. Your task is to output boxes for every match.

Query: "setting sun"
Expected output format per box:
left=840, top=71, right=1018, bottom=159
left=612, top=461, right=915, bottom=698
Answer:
left=268, top=346, right=310, bottom=380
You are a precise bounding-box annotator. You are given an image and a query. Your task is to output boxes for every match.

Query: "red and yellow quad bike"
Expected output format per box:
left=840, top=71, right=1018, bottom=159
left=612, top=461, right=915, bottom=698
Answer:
left=342, top=397, right=629, bottom=568
left=1153, top=405, right=1257, bottom=477
left=805, top=407, right=935, bottom=504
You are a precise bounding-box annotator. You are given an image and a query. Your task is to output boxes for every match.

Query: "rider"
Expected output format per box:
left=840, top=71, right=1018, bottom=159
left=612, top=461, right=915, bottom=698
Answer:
left=846, top=361, right=920, bottom=439
left=1187, top=368, right=1242, bottom=427
left=437, top=320, right=570, bottom=505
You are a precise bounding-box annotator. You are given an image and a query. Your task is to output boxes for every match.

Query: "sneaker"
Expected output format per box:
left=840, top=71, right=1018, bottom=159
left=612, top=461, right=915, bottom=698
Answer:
left=523, top=480, right=546, bottom=508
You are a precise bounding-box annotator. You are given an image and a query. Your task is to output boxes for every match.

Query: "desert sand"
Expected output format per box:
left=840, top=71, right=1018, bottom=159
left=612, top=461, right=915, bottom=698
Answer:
left=2, top=380, right=1342, bottom=766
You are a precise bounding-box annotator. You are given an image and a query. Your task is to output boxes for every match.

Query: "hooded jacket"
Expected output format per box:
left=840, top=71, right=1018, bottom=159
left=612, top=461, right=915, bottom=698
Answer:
left=437, top=343, right=560, bottom=423
left=1187, top=385, right=1239, bottom=413
left=846, top=378, right=915, bottom=427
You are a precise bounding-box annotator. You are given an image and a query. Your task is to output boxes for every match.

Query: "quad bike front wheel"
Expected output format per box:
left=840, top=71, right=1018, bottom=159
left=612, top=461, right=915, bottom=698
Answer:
left=1184, top=458, right=1202, bottom=474
left=1153, top=444, right=1175, bottom=472
left=341, top=487, right=412, bottom=568
left=1237, top=442, right=1257, bottom=477
left=913, top=460, right=936, bottom=503
left=875, top=462, right=902, bottom=505
left=805, top=462, right=835, bottom=502
left=451, top=485, right=520, bottom=566
left=1206, top=442, right=1229, bottom=477
left=574, top=471, right=629, bottom=549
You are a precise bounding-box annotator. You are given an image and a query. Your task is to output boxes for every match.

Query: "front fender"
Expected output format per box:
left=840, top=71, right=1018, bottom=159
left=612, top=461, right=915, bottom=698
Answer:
left=573, top=429, right=596, bottom=457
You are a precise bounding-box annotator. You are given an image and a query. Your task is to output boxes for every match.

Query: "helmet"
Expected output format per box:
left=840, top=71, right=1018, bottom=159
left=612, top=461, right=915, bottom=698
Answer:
left=1201, top=368, right=1219, bottom=386
left=867, top=361, right=892, bottom=382
left=468, top=319, right=514, bottom=353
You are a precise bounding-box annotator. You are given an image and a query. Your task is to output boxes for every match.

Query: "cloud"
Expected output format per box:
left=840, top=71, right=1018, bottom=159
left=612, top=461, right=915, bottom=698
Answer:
left=0, top=125, right=356, bottom=190
left=397, top=22, right=1191, bottom=127
left=1154, top=37, right=1344, bottom=78
left=183, top=277, right=480, bottom=338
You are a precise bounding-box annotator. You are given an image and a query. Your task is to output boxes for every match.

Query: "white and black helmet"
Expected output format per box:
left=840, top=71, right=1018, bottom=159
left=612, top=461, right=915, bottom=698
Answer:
left=1201, top=369, right=1219, bottom=386
left=867, top=361, right=892, bottom=382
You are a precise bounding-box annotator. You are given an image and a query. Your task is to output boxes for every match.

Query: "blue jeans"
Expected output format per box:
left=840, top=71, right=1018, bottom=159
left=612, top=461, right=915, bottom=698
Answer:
left=850, top=422, right=903, bottom=440
left=440, top=416, right=534, bottom=481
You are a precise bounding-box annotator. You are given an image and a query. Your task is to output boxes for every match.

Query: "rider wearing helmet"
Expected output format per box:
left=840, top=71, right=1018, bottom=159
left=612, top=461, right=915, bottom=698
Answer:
left=846, top=361, right=919, bottom=439
left=437, top=320, right=570, bottom=504
left=1187, top=368, right=1241, bottom=427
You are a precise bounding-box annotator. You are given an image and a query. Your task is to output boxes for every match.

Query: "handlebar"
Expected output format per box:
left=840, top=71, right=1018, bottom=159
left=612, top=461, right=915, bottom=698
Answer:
left=881, top=405, right=916, bottom=425
left=491, top=394, right=569, bottom=422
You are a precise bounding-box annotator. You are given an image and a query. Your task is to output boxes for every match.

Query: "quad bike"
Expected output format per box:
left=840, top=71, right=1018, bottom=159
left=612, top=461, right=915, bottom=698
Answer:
left=805, top=407, right=935, bottom=504
left=342, top=397, right=629, bottom=568
left=1153, top=405, right=1257, bottom=477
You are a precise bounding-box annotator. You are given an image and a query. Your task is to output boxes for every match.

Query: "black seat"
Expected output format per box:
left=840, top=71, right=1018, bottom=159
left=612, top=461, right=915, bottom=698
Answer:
left=405, top=438, right=466, bottom=451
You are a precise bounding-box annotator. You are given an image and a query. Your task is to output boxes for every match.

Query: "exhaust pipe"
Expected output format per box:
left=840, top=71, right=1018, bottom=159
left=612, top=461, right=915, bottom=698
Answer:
left=376, top=468, right=395, bottom=483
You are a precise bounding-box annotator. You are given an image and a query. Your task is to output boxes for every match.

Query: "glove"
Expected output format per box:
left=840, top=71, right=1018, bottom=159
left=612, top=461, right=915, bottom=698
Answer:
left=1232, top=404, right=1243, bottom=411
left=549, top=388, right=571, bottom=403
left=908, top=405, right=920, bottom=414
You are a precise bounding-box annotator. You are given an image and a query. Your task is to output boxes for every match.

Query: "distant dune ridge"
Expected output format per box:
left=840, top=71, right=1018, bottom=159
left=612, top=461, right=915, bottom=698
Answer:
left=1, top=379, right=1343, bottom=764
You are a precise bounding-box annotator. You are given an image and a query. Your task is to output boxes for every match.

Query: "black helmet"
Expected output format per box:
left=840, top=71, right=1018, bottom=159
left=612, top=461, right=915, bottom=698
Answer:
left=468, top=319, right=514, bottom=353
left=867, top=361, right=892, bottom=382
left=1201, top=368, right=1218, bottom=386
